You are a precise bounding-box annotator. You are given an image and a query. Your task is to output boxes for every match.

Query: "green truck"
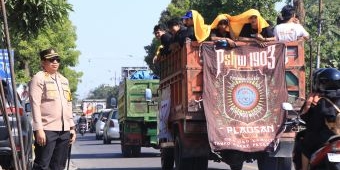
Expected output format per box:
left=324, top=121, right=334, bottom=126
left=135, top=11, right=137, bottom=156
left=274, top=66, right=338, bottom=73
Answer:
left=118, top=76, right=159, bottom=157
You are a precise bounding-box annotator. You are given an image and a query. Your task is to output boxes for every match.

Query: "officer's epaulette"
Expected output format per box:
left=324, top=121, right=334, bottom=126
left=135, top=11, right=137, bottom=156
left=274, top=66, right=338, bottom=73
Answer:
left=44, top=72, right=49, bottom=77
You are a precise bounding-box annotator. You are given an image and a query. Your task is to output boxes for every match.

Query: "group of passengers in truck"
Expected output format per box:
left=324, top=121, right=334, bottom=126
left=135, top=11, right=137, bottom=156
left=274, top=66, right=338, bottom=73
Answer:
left=152, top=5, right=309, bottom=63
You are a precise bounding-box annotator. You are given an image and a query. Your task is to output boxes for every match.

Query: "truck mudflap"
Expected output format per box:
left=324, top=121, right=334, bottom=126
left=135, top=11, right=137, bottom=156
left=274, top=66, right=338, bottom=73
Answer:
left=178, top=133, right=210, bottom=158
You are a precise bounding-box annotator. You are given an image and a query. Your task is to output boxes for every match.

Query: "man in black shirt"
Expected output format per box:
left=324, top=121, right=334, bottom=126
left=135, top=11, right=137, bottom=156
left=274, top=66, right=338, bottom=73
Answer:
left=153, top=24, right=172, bottom=56
left=209, top=19, right=236, bottom=47
left=167, top=18, right=188, bottom=47
left=239, top=15, right=275, bottom=47
left=181, top=11, right=196, bottom=41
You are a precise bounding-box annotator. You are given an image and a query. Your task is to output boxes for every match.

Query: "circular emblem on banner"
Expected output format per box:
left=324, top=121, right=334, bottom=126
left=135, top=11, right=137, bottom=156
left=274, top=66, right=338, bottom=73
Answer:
left=232, top=83, right=259, bottom=111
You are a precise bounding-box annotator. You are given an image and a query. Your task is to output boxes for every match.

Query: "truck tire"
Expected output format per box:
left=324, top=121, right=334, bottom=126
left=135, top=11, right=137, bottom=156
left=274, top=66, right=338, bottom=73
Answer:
left=257, top=154, right=292, bottom=170
left=121, top=134, right=132, bottom=157
left=174, top=136, right=191, bottom=170
left=121, top=143, right=132, bottom=157
left=174, top=136, right=209, bottom=170
left=192, top=157, right=208, bottom=170
left=161, top=148, right=174, bottom=170
left=131, top=145, right=141, bottom=157
left=277, top=157, right=292, bottom=170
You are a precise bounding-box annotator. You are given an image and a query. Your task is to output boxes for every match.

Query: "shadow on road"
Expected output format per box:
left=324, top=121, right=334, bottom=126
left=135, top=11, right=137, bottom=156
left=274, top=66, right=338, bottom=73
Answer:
left=79, top=168, right=161, bottom=170
left=71, top=152, right=160, bottom=159
left=78, top=167, right=224, bottom=170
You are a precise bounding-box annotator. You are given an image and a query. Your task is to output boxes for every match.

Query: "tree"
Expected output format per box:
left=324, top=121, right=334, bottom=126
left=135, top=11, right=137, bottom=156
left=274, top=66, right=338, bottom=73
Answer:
left=87, top=84, right=119, bottom=101
left=304, top=0, right=340, bottom=68
left=1, top=0, right=82, bottom=95
left=14, top=19, right=82, bottom=94
left=5, top=0, right=72, bottom=38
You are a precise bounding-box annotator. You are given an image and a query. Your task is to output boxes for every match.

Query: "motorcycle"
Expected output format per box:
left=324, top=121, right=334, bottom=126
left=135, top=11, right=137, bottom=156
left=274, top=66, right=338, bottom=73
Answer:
left=282, top=101, right=340, bottom=170
left=78, top=123, right=87, bottom=136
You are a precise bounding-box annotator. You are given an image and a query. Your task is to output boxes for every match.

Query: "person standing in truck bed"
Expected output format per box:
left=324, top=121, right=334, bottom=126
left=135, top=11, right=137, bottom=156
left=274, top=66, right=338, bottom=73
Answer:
left=209, top=18, right=236, bottom=47
left=238, top=9, right=275, bottom=47
left=29, top=48, right=76, bottom=170
left=274, top=5, right=309, bottom=42
left=152, top=24, right=172, bottom=63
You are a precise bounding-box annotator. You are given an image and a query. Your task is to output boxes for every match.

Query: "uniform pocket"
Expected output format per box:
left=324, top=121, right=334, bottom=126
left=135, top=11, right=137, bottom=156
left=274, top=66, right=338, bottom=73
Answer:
left=44, top=83, right=57, bottom=99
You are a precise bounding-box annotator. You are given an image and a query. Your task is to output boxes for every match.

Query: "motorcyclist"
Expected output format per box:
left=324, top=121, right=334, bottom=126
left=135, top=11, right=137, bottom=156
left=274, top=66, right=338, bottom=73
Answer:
left=78, top=113, right=88, bottom=131
left=297, top=68, right=340, bottom=170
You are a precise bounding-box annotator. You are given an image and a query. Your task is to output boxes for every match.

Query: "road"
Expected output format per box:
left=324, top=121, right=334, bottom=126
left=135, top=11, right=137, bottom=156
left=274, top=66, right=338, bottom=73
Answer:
left=69, top=133, right=258, bottom=170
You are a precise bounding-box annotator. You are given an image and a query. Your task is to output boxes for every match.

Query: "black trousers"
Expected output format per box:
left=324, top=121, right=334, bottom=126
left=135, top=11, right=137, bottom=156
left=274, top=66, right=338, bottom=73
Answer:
left=33, top=130, right=70, bottom=170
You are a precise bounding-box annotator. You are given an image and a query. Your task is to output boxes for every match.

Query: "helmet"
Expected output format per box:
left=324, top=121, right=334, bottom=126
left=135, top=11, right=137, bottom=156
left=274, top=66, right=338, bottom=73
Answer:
left=312, top=68, right=326, bottom=92
left=315, top=68, right=340, bottom=92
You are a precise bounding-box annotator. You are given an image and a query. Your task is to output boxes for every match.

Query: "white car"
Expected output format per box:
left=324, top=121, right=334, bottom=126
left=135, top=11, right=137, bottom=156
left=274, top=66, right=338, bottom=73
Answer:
left=95, top=109, right=112, bottom=140
left=103, top=109, right=120, bottom=144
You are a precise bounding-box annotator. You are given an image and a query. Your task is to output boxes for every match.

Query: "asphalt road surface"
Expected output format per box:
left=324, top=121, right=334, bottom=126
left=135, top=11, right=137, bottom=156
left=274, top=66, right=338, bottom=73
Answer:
left=68, top=133, right=259, bottom=170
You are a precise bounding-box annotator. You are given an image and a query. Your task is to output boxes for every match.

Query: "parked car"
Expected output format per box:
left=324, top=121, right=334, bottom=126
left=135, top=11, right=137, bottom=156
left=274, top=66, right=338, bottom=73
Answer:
left=95, top=109, right=112, bottom=140
left=103, top=109, right=120, bottom=144
left=0, top=80, right=33, bottom=169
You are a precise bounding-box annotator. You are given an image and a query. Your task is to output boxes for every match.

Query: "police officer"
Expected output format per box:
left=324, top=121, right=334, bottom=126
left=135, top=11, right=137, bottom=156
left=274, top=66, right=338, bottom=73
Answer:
left=29, top=48, right=76, bottom=170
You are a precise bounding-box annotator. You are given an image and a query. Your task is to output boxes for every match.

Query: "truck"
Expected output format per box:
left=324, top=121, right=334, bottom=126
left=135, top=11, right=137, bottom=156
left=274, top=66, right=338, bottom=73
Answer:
left=81, top=99, right=107, bottom=116
left=158, top=40, right=306, bottom=170
left=118, top=69, right=160, bottom=157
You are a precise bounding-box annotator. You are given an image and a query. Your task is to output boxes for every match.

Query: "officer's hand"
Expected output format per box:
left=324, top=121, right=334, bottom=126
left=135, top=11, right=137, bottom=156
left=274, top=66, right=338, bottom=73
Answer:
left=36, top=129, right=46, bottom=146
left=70, top=129, right=76, bottom=144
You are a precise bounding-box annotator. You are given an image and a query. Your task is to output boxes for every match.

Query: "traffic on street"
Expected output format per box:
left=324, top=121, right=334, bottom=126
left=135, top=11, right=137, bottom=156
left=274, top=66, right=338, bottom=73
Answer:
left=69, top=133, right=258, bottom=170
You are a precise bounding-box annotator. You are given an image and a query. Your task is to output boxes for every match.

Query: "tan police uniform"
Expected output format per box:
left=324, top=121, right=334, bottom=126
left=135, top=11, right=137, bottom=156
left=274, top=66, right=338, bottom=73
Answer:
left=29, top=71, right=75, bottom=131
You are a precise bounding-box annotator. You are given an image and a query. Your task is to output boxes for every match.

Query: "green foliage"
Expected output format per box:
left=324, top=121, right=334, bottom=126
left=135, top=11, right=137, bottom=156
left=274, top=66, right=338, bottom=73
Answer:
left=87, top=84, right=119, bottom=101
left=304, top=0, right=340, bottom=69
left=5, top=0, right=72, bottom=38
left=14, top=19, right=82, bottom=94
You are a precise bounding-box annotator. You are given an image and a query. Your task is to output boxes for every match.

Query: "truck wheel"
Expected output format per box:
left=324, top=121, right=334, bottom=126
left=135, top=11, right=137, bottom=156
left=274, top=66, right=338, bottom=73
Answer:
left=131, top=145, right=141, bottom=157
left=161, top=148, right=174, bottom=170
left=121, top=143, right=132, bottom=157
left=192, top=157, right=208, bottom=170
left=277, top=157, right=292, bottom=170
left=257, top=153, right=292, bottom=170
left=121, top=135, right=132, bottom=157
left=174, top=136, right=192, bottom=170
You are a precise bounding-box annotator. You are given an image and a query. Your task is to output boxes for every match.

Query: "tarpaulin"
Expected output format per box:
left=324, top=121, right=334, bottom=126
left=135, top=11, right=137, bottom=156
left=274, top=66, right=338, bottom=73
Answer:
left=191, top=10, right=211, bottom=43
left=228, top=9, right=269, bottom=38
left=192, top=9, right=269, bottom=42
left=202, top=43, right=287, bottom=152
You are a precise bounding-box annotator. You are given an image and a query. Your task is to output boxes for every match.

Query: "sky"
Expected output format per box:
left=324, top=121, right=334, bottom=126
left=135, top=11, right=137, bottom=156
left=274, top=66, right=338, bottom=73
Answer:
left=69, top=1, right=285, bottom=99
left=69, top=0, right=171, bottom=99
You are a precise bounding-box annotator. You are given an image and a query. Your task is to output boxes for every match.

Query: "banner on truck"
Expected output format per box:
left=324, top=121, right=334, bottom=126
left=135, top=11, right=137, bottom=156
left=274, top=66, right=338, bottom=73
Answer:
left=202, top=43, right=287, bottom=152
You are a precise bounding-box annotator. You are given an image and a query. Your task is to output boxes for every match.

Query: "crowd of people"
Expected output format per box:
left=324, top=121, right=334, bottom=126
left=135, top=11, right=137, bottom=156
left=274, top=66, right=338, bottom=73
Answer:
left=153, top=5, right=310, bottom=62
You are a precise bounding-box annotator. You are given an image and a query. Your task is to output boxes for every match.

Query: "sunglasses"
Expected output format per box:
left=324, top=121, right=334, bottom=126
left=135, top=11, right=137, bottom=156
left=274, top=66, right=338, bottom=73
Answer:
left=45, top=57, right=60, bottom=63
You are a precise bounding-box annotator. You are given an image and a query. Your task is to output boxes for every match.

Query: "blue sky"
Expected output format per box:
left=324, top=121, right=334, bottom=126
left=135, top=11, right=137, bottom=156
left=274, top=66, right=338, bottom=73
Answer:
left=69, top=0, right=171, bottom=99
left=69, top=1, right=285, bottom=99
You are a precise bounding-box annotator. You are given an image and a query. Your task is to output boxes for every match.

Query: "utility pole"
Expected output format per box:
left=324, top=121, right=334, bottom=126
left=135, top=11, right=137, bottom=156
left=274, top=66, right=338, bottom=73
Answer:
left=114, top=71, right=117, bottom=86
left=316, top=0, right=322, bottom=68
